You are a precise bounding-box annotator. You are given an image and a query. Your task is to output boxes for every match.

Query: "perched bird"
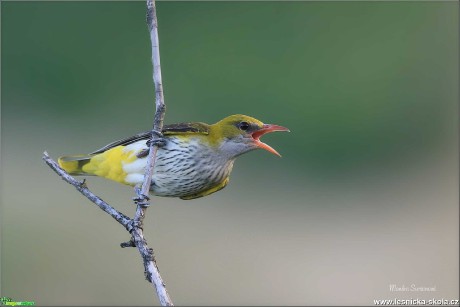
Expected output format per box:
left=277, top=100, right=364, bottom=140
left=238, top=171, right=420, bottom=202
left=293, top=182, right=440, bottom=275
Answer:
left=58, top=114, right=289, bottom=200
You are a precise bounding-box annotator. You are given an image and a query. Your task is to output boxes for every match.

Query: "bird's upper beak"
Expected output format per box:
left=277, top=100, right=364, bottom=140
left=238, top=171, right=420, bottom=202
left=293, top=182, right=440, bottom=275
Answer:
left=251, top=124, right=290, bottom=157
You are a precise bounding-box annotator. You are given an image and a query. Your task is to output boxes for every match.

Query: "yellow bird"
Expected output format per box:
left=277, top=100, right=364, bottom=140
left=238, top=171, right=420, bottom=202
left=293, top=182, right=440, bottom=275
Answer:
left=59, top=114, right=289, bottom=200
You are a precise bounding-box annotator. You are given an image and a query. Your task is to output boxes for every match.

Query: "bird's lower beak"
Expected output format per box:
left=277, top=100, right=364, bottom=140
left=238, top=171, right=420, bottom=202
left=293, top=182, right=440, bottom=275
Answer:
left=252, top=124, right=290, bottom=157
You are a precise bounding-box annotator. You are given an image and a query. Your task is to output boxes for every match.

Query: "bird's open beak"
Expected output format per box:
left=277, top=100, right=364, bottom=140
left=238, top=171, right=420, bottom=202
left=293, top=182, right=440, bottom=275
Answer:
left=252, top=124, right=290, bottom=157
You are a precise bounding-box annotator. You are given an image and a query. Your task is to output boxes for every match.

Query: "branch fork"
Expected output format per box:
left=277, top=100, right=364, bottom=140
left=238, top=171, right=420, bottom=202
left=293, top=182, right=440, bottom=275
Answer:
left=43, top=1, right=173, bottom=305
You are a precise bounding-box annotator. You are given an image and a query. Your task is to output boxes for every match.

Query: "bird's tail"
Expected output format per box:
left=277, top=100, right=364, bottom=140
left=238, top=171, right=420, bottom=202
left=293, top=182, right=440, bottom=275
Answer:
left=58, top=155, right=94, bottom=175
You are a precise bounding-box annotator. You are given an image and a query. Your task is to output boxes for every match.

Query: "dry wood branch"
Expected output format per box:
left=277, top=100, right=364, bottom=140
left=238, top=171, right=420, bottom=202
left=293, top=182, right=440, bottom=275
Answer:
left=43, top=0, right=173, bottom=305
left=42, top=152, right=132, bottom=229
left=43, top=152, right=173, bottom=305
left=135, top=0, right=166, bottom=207
left=128, top=1, right=172, bottom=305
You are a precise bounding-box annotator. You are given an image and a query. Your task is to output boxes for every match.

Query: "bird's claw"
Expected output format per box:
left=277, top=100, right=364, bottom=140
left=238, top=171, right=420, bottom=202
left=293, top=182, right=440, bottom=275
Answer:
left=147, top=130, right=166, bottom=148
left=147, top=138, right=166, bottom=148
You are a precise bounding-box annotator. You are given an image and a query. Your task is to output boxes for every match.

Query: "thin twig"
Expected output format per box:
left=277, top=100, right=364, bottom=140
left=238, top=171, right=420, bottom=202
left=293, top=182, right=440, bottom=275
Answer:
left=128, top=1, right=172, bottom=306
left=42, top=152, right=132, bottom=229
left=136, top=0, right=166, bottom=206
left=43, top=152, right=172, bottom=305
left=43, top=1, right=173, bottom=305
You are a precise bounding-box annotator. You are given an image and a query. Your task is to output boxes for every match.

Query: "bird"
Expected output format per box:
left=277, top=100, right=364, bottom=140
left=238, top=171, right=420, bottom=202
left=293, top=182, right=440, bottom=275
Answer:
left=58, top=114, right=289, bottom=200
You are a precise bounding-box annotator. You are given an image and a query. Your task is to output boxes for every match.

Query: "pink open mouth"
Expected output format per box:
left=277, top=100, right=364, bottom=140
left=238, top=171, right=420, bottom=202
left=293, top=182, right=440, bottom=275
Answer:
left=251, top=124, right=290, bottom=157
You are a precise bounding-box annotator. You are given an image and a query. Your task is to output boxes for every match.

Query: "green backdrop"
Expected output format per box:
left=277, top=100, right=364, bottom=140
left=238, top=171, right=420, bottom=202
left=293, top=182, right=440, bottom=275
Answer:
left=1, top=1, right=458, bottom=305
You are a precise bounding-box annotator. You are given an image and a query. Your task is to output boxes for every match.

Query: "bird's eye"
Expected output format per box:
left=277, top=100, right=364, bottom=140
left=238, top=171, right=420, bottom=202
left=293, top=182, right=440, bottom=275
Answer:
left=239, top=121, right=250, bottom=131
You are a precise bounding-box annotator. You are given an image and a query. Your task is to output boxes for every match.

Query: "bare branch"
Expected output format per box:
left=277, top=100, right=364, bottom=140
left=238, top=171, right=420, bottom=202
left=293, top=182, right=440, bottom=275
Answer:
left=42, top=152, right=132, bottom=229
left=43, top=1, right=173, bottom=305
left=43, top=151, right=173, bottom=305
left=128, top=1, right=173, bottom=306
left=137, top=0, right=167, bottom=206
left=43, top=0, right=173, bottom=306
left=131, top=226, right=172, bottom=306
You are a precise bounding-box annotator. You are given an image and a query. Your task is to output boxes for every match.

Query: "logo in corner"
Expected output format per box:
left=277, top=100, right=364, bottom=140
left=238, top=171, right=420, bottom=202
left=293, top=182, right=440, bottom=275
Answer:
left=0, top=297, right=35, bottom=306
left=0, top=298, right=12, bottom=305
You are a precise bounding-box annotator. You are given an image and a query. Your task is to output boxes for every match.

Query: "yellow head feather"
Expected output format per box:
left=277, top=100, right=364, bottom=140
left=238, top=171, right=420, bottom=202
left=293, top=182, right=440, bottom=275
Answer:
left=207, top=114, right=264, bottom=146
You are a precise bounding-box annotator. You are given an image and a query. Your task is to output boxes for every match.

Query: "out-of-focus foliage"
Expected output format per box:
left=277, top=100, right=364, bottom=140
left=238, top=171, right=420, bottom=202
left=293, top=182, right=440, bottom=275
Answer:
left=2, top=2, right=458, bottom=305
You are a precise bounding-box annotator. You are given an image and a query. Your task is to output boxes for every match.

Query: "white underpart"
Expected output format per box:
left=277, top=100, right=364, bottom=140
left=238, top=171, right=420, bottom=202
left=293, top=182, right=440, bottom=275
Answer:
left=125, top=173, right=146, bottom=185
left=119, top=137, right=236, bottom=197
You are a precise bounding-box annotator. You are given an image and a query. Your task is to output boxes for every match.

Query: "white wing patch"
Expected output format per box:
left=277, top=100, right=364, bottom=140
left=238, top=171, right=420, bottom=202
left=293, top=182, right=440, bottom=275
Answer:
left=123, top=158, right=147, bottom=174
left=123, top=141, right=147, bottom=155
left=125, top=173, right=145, bottom=185
left=122, top=141, right=148, bottom=185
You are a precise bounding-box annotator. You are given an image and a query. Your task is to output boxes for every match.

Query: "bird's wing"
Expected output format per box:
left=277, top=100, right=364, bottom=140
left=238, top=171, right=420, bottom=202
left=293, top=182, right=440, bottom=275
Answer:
left=90, top=122, right=210, bottom=154
left=90, top=131, right=151, bottom=154
left=162, top=122, right=210, bottom=136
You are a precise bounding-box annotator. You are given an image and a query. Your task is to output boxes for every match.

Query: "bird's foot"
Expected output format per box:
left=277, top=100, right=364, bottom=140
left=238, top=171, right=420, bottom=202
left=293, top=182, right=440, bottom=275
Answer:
left=147, top=130, right=166, bottom=148
left=136, top=131, right=165, bottom=158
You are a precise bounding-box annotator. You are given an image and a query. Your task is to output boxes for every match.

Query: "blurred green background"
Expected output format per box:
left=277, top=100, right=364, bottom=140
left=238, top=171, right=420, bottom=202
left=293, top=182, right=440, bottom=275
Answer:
left=1, top=1, right=458, bottom=305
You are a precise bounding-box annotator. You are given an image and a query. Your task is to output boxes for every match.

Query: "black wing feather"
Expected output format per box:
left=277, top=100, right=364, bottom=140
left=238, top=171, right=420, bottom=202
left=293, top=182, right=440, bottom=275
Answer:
left=162, top=122, right=209, bottom=134
left=90, top=131, right=151, bottom=154
left=90, top=122, right=209, bottom=154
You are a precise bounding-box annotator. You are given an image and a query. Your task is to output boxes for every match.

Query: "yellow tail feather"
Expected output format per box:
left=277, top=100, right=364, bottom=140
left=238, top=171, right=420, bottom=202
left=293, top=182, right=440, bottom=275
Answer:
left=58, top=146, right=137, bottom=185
left=58, top=155, right=93, bottom=175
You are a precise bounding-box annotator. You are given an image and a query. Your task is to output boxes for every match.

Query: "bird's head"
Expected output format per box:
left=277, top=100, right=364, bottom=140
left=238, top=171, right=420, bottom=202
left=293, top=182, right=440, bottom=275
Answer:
left=210, top=114, right=289, bottom=159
